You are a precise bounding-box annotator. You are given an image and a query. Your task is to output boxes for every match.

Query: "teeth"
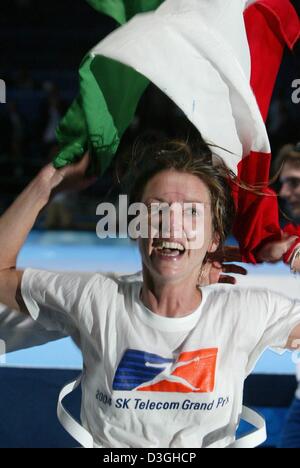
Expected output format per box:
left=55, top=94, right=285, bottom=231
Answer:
left=156, top=241, right=185, bottom=251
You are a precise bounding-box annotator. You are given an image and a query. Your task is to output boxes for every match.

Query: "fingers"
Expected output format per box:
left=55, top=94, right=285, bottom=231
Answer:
left=200, top=250, right=247, bottom=286
left=216, top=264, right=247, bottom=285
left=200, top=263, right=247, bottom=288
left=218, top=275, right=237, bottom=285
left=260, top=236, right=300, bottom=263
left=210, top=261, right=247, bottom=276
left=221, top=264, right=247, bottom=276
left=284, top=236, right=299, bottom=251
left=77, top=152, right=91, bottom=171
left=58, top=152, right=90, bottom=176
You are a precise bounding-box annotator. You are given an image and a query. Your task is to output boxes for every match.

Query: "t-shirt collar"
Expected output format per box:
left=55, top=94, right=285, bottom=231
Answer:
left=132, top=282, right=208, bottom=332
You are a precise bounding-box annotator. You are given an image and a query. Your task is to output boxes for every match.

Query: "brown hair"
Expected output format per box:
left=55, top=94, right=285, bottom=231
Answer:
left=273, top=143, right=300, bottom=176
left=119, top=137, right=236, bottom=248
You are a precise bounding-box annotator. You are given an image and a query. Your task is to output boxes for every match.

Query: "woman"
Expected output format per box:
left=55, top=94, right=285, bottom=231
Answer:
left=0, top=151, right=244, bottom=357
left=1, top=139, right=300, bottom=448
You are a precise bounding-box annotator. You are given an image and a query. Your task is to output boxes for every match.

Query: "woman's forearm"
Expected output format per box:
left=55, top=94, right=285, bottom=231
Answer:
left=0, top=156, right=91, bottom=312
left=0, top=153, right=92, bottom=273
left=0, top=171, right=52, bottom=271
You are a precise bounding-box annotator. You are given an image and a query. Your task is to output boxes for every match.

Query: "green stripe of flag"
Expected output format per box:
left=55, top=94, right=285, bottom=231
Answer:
left=54, top=0, right=163, bottom=175
left=55, top=54, right=149, bottom=175
left=86, top=0, right=164, bottom=24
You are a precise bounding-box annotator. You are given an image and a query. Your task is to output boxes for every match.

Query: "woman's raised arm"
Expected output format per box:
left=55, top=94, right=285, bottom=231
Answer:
left=0, top=153, right=95, bottom=313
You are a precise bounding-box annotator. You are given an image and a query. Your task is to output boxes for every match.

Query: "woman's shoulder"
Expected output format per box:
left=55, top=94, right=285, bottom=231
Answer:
left=110, top=271, right=143, bottom=284
left=86, top=271, right=142, bottom=294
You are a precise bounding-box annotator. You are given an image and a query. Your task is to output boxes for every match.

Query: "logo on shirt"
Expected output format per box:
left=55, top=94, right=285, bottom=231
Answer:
left=113, top=348, right=218, bottom=393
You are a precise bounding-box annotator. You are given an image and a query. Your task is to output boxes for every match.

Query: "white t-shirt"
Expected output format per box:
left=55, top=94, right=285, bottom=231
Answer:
left=21, top=269, right=300, bottom=448
left=0, top=303, right=66, bottom=354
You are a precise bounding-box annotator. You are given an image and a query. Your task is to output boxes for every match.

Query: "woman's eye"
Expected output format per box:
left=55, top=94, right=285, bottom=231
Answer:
left=185, top=207, right=200, bottom=216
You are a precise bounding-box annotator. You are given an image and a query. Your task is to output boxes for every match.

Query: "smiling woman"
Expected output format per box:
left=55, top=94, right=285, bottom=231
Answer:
left=122, top=138, right=236, bottom=316
left=1, top=139, right=300, bottom=448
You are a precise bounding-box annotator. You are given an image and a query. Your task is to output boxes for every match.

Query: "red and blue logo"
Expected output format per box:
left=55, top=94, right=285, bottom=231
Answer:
left=113, top=348, right=218, bottom=393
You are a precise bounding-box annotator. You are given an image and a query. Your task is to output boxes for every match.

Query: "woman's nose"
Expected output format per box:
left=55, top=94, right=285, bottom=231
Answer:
left=160, top=205, right=183, bottom=238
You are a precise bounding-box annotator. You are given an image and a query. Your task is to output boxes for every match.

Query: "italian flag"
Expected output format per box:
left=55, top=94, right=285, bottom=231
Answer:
left=54, top=0, right=300, bottom=263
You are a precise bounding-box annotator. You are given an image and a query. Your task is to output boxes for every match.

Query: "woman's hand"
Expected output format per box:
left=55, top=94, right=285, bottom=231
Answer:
left=38, top=153, right=97, bottom=201
left=198, top=246, right=247, bottom=286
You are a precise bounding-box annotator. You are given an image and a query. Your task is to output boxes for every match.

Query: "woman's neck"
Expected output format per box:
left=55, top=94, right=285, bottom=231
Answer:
left=141, top=270, right=203, bottom=318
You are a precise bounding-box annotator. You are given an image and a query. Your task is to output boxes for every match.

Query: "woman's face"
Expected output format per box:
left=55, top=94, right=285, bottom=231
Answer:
left=138, top=169, right=219, bottom=284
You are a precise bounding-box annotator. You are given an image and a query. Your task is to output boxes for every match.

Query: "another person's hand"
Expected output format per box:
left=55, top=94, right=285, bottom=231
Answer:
left=198, top=246, right=247, bottom=286
left=256, top=233, right=300, bottom=273
left=256, top=234, right=299, bottom=263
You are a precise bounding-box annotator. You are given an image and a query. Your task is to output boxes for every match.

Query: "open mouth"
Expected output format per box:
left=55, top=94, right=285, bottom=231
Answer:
left=152, top=240, right=186, bottom=258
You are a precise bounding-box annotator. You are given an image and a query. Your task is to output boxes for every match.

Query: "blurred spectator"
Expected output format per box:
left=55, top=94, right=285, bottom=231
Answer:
left=275, top=143, right=300, bottom=223
left=274, top=142, right=300, bottom=448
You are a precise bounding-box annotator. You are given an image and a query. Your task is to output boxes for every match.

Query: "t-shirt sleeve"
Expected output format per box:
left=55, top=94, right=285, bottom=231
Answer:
left=21, top=268, right=99, bottom=336
left=245, top=289, right=300, bottom=375
left=0, top=304, right=66, bottom=353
